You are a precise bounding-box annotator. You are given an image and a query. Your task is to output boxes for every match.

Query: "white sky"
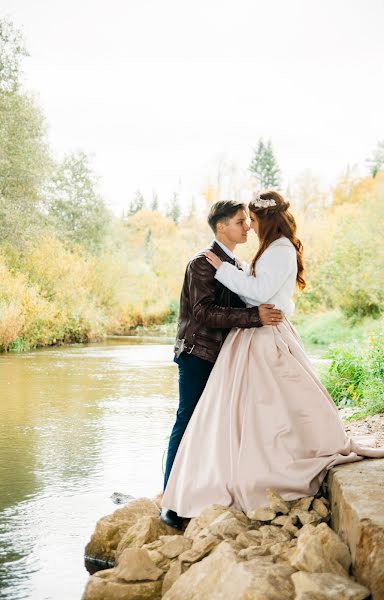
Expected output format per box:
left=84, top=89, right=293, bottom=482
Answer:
left=1, top=0, right=384, bottom=214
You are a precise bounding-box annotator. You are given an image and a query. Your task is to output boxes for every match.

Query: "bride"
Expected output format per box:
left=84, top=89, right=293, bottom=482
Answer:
left=161, top=191, right=384, bottom=518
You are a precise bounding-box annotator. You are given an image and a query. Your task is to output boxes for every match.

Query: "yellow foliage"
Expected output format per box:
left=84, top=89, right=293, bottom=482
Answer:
left=1, top=171, right=383, bottom=351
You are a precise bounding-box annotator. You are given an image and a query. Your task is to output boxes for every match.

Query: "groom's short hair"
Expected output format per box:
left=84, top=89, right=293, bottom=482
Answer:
left=207, top=200, right=247, bottom=233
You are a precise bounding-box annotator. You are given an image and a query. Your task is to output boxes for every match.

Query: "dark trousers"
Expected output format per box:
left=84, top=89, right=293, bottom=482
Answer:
left=163, top=352, right=214, bottom=492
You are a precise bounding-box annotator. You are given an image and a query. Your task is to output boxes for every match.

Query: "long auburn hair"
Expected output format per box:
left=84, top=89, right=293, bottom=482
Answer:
left=248, top=191, right=306, bottom=290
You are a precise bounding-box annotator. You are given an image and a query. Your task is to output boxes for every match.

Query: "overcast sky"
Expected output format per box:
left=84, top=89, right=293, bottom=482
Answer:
left=1, top=0, right=384, bottom=213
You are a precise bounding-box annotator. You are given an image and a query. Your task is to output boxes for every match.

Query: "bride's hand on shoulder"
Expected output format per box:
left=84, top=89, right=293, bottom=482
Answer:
left=204, top=251, right=222, bottom=270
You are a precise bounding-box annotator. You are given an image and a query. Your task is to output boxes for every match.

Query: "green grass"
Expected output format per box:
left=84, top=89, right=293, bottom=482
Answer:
left=292, top=310, right=384, bottom=355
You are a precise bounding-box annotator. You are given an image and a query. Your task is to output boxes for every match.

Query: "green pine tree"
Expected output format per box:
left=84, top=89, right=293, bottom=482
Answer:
left=249, top=138, right=281, bottom=189
left=367, top=140, right=384, bottom=178
left=166, top=192, right=181, bottom=224
left=128, top=190, right=145, bottom=215
left=150, top=191, right=159, bottom=211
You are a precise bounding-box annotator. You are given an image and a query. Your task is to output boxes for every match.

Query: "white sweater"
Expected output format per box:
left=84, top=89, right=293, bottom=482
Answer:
left=215, top=237, right=298, bottom=316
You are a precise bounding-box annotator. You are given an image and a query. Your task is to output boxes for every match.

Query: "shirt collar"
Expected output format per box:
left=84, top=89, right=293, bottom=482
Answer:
left=214, top=239, right=236, bottom=260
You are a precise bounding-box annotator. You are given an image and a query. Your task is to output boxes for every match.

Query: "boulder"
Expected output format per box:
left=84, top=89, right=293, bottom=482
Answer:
left=259, top=524, right=292, bottom=543
left=238, top=544, right=273, bottom=559
left=157, top=535, right=192, bottom=559
left=292, top=508, right=323, bottom=526
left=115, top=516, right=181, bottom=560
left=163, top=540, right=295, bottom=599
left=328, top=459, right=384, bottom=599
left=161, top=559, right=188, bottom=596
left=247, top=506, right=276, bottom=521
left=272, top=515, right=292, bottom=526
left=114, top=548, right=163, bottom=582
left=179, top=533, right=220, bottom=563
left=81, top=569, right=162, bottom=600
left=84, top=498, right=161, bottom=562
left=312, top=497, right=330, bottom=519
left=236, top=530, right=263, bottom=548
left=266, top=488, right=290, bottom=514
left=162, top=540, right=240, bottom=599
left=289, top=522, right=351, bottom=577
left=290, top=496, right=314, bottom=512
left=291, top=571, right=370, bottom=600
left=208, top=515, right=247, bottom=539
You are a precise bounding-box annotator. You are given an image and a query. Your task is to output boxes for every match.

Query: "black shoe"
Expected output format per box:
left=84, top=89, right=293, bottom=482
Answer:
left=160, top=508, right=183, bottom=530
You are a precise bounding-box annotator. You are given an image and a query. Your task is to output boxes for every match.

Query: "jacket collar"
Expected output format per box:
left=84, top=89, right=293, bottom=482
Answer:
left=210, top=241, right=236, bottom=265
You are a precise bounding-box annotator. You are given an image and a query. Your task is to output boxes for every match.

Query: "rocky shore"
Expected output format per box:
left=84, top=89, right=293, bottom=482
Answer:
left=81, top=479, right=380, bottom=600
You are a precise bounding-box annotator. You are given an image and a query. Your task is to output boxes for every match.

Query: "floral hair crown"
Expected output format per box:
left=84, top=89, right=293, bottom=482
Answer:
left=251, top=193, right=277, bottom=208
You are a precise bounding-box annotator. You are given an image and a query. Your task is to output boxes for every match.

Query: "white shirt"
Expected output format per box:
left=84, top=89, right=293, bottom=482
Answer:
left=214, top=237, right=297, bottom=316
left=214, top=239, right=236, bottom=260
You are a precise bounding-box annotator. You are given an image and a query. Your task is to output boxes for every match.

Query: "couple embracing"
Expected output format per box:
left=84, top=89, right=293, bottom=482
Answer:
left=160, top=191, right=384, bottom=530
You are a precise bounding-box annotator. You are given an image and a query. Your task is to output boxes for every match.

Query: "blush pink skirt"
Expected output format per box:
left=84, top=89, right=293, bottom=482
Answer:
left=162, top=319, right=384, bottom=517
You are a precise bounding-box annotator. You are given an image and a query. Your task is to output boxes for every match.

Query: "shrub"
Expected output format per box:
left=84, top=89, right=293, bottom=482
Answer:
left=321, top=335, right=384, bottom=417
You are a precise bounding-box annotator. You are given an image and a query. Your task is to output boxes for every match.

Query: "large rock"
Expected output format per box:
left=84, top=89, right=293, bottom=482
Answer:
left=290, top=496, right=314, bottom=511
left=162, top=540, right=240, bottom=599
left=84, top=498, right=161, bottom=562
left=179, top=533, right=220, bottom=563
left=114, top=548, right=163, bottom=582
left=259, top=524, right=292, bottom=543
left=163, top=540, right=295, bottom=600
left=312, top=497, right=330, bottom=519
left=290, top=522, right=351, bottom=576
left=236, top=529, right=263, bottom=548
left=328, top=459, right=384, bottom=600
left=184, top=504, right=248, bottom=541
left=82, top=548, right=164, bottom=599
left=158, top=535, right=192, bottom=559
left=208, top=514, right=247, bottom=539
left=266, top=488, right=290, bottom=514
left=291, top=571, right=370, bottom=600
left=161, top=559, right=189, bottom=596
left=247, top=506, right=276, bottom=521
left=291, top=508, right=323, bottom=526
left=81, top=568, right=162, bottom=600
left=116, top=516, right=180, bottom=560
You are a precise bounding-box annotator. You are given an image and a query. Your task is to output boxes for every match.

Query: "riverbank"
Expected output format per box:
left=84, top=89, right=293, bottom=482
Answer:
left=3, top=309, right=382, bottom=355
left=82, top=455, right=384, bottom=599
left=123, top=310, right=384, bottom=355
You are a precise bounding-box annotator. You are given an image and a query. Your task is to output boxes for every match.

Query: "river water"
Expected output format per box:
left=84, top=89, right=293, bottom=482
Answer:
left=0, top=338, right=177, bottom=600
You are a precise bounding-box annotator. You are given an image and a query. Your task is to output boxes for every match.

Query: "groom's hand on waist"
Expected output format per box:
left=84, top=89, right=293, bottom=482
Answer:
left=259, top=304, right=283, bottom=326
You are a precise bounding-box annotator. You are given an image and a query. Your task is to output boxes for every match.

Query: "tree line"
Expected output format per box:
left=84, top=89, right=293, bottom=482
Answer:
left=0, top=17, right=383, bottom=353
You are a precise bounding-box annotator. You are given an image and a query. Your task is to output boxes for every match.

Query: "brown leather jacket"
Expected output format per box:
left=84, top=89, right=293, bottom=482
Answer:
left=174, top=241, right=262, bottom=363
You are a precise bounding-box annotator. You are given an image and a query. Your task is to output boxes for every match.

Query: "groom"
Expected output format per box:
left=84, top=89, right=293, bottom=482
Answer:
left=160, top=200, right=283, bottom=529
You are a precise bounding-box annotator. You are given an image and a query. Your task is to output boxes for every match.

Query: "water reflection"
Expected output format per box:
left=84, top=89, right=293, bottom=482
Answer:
left=0, top=339, right=177, bottom=600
